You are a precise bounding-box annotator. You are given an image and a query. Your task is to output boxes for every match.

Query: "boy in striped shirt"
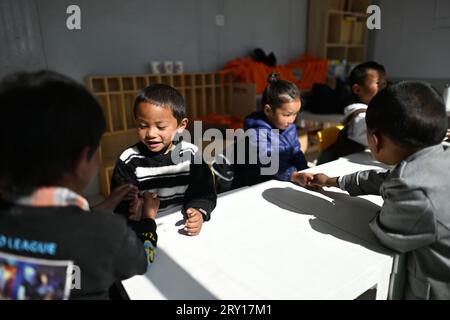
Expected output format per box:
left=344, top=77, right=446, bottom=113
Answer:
left=111, top=84, right=217, bottom=236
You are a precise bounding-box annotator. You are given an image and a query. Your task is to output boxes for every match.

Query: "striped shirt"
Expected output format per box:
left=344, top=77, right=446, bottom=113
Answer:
left=111, top=141, right=216, bottom=220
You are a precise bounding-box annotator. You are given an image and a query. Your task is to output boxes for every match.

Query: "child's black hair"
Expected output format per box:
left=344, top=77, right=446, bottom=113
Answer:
left=261, top=73, right=300, bottom=110
left=366, top=81, right=447, bottom=149
left=0, top=70, right=106, bottom=195
left=134, top=83, right=185, bottom=123
left=349, top=61, right=386, bottom=87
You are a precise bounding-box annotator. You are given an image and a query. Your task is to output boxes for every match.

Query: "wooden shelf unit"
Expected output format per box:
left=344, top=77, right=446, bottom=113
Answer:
left=307, top=0, right=371, bottom=63
left=86, top=72, right=233, bottom=196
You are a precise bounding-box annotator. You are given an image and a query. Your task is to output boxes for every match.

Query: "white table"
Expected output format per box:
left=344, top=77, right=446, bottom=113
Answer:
left=122, top=152, right=397, bottom=300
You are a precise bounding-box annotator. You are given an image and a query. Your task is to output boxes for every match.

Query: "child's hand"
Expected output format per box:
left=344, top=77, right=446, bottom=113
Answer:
left=128, top=194, right=143, bottom=221
left=95, top=184, right=138, bottom=210
left=129, top=192, right=159, bottom=221
left=291, top=172, right=337, bottom=189
left=122, top=185, right=139, bottom=201
left=291, top=172, right=315, bottom=187
left=310, top=173, right=333, bottom=188
left=141, top=192, right=159, bottom=220
left=184, top=208, right=204, bottom=236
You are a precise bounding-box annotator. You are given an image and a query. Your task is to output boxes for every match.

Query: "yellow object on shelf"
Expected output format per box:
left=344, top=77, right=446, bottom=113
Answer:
left=317, top=125, right=344, bottom=151
left=352, top=19, right=366, bottom=44
left=340, top=17, right=355, bottom=44
left=308, top=0, right=371, bottom=62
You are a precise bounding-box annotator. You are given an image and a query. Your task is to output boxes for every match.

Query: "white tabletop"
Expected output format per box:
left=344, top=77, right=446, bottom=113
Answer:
left=122, top=152, right=396, bottom=300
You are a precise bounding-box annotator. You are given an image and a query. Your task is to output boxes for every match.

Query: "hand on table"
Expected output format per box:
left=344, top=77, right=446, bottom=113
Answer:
left=184, top=208, right=204, bottom=236
left=291, top=172, right=338, bottom=190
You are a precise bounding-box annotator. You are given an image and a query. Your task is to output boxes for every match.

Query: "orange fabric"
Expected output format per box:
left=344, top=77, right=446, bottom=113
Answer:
left=222, top=54, right=329, bottom=93
left=286, top=54, right=329, bottom=90
left=194, top=114, right=244, bottom=130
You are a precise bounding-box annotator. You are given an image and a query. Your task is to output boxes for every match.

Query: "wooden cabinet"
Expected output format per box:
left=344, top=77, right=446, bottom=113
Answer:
left=86, top=72, right=233, bottom=133
left=307, top=0, right=371, bottom=63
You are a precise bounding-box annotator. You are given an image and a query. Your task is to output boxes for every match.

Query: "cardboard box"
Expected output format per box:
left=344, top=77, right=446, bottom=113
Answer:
left=231, top=83, right=257, bottom=117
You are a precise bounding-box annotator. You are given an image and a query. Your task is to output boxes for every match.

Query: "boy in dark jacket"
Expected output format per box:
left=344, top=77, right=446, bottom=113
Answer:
left=0, top=71, right=159, bottom=300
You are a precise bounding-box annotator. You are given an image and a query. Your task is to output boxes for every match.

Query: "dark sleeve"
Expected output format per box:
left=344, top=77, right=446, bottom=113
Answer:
left=110, top=159, right=138, bottom=216
left=274, top=128, right=308, bottom=181
left=275, top=166, right=297, bottom=182
left=340, top=169, right=391, bottom=196
left=128, top=218, right=158, bottom=265
left=369, top=181, right=436, bottom=253
left=276, top=131, right=308, bottom=181
left=183, top=155, right=217, bottom=222
left=290, top=129, right=308, bottom=171
left=113, top=217, right=158, bottom=280
left=248, top=128, right=281, bottom=179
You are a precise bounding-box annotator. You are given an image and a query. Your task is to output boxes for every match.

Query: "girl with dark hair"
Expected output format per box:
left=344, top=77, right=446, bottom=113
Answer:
left=241, top=73, right=308, bottom=185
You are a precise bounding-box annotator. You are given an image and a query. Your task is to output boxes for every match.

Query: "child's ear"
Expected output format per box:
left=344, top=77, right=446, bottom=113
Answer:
left=177, top=118, right=189, bottom=133
left=70, top=146, right=97, bottom=193
left=73, top=146, right=89, bottom=173
left=263, top=104, right=272, bottom=117
left=352, top=84, right=361, bottom=95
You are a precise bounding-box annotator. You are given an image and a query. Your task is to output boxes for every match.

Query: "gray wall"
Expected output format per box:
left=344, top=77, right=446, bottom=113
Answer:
left=1, top=0, right=308, bottom=83
left=0, top=0, right=47, bottom=75
left=0, top=0, right=308, bottom=198
left=371, top=0, right=450, bottom=91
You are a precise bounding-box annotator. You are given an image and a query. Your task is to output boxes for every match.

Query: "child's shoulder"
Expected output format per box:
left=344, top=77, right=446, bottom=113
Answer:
left=244, top=111, right=271, bottom=130
left=343, top=103, right=367, bottom=116
left=118, top=143, right=143, bottom=164
left=343, top=103, right=367, bottom=124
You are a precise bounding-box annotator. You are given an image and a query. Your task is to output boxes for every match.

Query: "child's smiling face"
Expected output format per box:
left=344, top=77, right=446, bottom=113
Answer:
left=135, top=102, right=187, bottom=154
left=354, top=69, right=387, bottom=104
